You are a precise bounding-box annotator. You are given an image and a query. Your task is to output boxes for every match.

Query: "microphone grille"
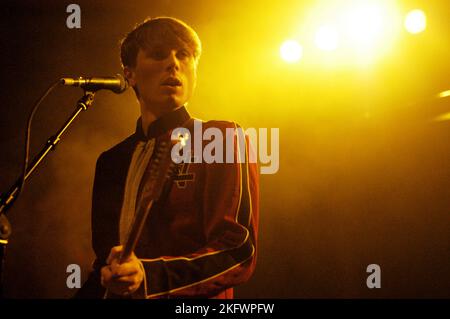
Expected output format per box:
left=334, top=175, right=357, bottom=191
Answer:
left=114, top=74, right=129, bottom=94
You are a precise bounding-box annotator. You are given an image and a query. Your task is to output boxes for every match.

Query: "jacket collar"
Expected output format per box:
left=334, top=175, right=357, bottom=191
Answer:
left=135, top=105, right=191, bottom=141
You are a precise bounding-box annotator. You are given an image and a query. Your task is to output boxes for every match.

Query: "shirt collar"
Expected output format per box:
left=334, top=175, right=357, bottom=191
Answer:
left=135, top=105, right=191, bottom=141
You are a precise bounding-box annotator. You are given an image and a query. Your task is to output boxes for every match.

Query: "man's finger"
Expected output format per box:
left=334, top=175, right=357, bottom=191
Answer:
left=113, top=274, right=140, bottom=285
left=111, top=262, right=139, bottom=277
left=106, top=245, right=123, bottom=264
left=100, top=265, right=113, bottom=287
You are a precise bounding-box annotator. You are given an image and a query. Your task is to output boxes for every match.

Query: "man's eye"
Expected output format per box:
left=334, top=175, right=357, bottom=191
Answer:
left=149, top=49, right=168, bottom=60
left=177, top=50, right=190, bottom=59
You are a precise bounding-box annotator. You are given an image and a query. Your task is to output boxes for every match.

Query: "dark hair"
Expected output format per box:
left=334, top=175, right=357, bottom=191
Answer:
left=120, top=17, right=202, bottom=68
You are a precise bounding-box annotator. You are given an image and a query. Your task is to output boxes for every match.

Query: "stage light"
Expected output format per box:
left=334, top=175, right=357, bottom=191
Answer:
left=404, top=9, right=427, bottom=34
left=343, top=4, right=385, bottom=49
left=281, top=0, right=401, bottom=66
left=438, top=90, right=450, bottom=99
left=434, top=112, right=450, bottom=122
left=280, top=40, right=303, bottom=63
left=315, top=25, right=339, bottom=51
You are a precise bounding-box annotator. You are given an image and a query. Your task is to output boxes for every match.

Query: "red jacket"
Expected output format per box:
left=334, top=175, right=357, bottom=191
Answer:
left=77, top=106, right=259, bottom=299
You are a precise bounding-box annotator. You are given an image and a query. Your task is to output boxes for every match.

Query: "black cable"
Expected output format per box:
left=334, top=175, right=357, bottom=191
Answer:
left=18, top=80, right=61, bottom=199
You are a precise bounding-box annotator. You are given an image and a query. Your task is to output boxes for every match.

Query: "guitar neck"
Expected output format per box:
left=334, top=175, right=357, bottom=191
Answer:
left=118, top=135, right=178, bottom=264
left=119, top=199, right=154, bottom=263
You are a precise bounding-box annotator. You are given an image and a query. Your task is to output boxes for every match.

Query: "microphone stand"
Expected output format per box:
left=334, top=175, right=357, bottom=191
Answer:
left=0, top=90, right=96, bottom=298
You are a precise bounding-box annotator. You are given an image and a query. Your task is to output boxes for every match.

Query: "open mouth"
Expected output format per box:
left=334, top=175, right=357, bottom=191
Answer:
left=161, top=77, right=182, bottom=87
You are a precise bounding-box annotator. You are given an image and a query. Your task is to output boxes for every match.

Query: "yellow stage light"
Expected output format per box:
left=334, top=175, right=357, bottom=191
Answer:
left=280, top=40, right=303, bottom=63
left=343, top=4, right=385, bottom=49
left=438, top=90, right=450, bottom=99
left=315, top=25, right=339, bottom=51
left=434, top=113, right=450, bottom=122
left=404, top=9, right=427, bottom=34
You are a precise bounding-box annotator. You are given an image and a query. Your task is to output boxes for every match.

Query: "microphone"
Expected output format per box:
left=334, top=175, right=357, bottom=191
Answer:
left=60, top=74, right=128, bottom=93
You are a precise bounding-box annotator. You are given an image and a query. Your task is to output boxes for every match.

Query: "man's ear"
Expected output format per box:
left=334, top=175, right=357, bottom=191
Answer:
left=123, top=66, right=136, bottom=86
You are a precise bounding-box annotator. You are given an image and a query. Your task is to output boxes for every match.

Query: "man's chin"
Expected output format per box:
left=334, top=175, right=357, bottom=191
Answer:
left=143, top=96, right=185, bottom=113
left=163, top=96, right=184, bottom=109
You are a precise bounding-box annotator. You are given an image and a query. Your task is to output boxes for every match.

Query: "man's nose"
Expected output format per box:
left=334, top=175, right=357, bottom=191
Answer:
left=165, top=50, right=180, bottom=71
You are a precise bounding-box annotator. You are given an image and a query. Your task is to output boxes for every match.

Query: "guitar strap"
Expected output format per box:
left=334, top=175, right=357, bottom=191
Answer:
left=133, top=116, right=194, bottom=233
left=135, top=134, right=174, bottom=214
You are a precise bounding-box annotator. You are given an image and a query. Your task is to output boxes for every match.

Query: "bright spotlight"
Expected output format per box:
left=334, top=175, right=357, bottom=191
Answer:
left=301, top=1, right=401, bottom=65
left=315, top=25, right=339, bottom=51
left=280, top=40, right=303, bottom=63
left=344, top=5, right=385, bottom=49
left=404, top=9, right=426, bottom=34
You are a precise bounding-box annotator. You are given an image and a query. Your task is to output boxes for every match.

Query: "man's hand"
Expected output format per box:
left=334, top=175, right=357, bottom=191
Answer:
left=101, top=245, right=144, bottom=296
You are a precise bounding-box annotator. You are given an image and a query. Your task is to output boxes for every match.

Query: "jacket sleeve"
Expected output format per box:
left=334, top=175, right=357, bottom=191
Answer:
left=139, top=124, right=259, bottom=298
left=74, top=153, right=109, bottom=298
left=76, top=151, right=122, bottom=298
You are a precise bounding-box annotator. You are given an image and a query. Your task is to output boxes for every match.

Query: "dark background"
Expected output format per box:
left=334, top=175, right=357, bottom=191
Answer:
left=0, top=0, right=449, bottom=298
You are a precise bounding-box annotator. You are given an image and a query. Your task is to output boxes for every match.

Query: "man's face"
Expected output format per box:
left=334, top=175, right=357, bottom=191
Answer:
left=125, top=41, right=197, bottom=114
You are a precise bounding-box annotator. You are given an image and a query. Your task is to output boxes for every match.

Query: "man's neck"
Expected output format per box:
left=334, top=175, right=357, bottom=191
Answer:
left=140, top=107, right=158, bottom=137
left=139, top=102, right=183, bottom=137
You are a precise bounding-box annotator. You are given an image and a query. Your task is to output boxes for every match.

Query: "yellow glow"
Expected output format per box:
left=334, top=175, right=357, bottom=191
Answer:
left=434, top=112, right=450, bottom=122
left=315, top=25, right=339, bottom=51
left=438, top=90, right=450, bottom=99
left=343, top=4, right=385, bottom=50
left=295, top=0, right=402, bottom=66
left=280, top=40, right=303, bottom=63
left=404, top=9, right=427, bottom=34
